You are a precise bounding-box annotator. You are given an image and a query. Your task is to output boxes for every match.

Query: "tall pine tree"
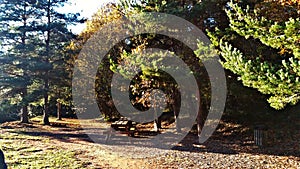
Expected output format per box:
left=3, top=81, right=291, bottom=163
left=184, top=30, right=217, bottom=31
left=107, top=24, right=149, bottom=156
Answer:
left=34, top=0, right=80, bottom=125
left=0, top=0, right=39, bottom=123
left=0, top=0, right=81, bottom=124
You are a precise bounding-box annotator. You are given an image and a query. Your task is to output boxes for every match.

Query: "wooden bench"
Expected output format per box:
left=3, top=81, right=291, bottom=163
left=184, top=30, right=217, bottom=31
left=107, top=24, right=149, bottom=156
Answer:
left=111, top=117, right=137, bottom=137
left=105, top=117, right=138, bottom=143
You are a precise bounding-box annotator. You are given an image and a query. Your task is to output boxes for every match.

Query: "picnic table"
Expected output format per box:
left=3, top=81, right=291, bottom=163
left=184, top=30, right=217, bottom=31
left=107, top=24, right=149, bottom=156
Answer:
left=105, top=117, right=138, bottom=143
left=110, top=117, right=137, bottom=137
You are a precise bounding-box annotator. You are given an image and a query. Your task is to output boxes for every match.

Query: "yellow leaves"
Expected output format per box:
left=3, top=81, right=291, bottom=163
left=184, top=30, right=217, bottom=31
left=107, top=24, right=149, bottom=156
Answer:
left=81, top=4, right=122, bottom=39
left=67, top=3, right=124, bottom=55
left=279, top=0, right=300, bottom=7
left=66, top=41, right=76, bottom=50
left=279, top=48, right=287, bottom=55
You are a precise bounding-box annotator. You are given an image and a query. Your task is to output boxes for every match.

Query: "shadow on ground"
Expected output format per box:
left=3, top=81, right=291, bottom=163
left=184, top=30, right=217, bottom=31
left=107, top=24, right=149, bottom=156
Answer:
left=1, top=107, right=299, bottom=158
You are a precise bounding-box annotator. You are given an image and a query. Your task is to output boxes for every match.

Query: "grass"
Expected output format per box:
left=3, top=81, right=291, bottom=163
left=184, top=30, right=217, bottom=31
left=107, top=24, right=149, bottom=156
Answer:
left=0, top=130, right=86, bottom=169
left=30, top=116, right=91, bottom=128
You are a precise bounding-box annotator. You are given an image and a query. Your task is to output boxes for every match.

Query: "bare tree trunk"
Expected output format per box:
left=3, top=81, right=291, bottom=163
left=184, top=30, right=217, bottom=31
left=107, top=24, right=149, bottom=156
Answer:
left=175, top=115, right=181, bottom=132
left=157, top=116, right=161, bottom=129
left=20, top=2, right=29, bottom=124
left=196, top=111, right=203, bottom=137
left=173, top=104, right=181, bottom=133
left=43, top=0, right=51, bottom=126
left=196, top=97, right=205, bottom=138
left=154, top=107, right=159, bottom=132
left=20, top=106, right=29, bottom=123
left=171, top=86, right=181, bottom=133
left=20, top=89, right=29, bottom=123
left=57, top=102, right=62, bottom=120
left=43, top=89, right=50, bottom=125
left=43, top=109, right=50, bottom=125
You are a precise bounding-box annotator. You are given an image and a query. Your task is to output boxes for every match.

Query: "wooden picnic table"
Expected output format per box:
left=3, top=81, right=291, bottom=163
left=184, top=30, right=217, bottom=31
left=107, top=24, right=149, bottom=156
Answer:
left=110, top=117, right=137, bottom=137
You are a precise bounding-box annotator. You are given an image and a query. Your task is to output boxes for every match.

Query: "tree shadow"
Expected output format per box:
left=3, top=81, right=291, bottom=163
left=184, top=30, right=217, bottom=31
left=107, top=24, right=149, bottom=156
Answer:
left=2, top=110, right=299, bottom=158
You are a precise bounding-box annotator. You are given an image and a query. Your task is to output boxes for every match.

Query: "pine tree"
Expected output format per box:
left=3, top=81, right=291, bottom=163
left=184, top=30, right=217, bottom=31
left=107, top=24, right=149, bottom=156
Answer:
left=0, top=0, right=81, bottom=124
left=70, top=0, right=228, bottom=134
left=115, top=0, right=217, bottom=134
left=118, top=0, right=230, bottom=30
left=0, top=0, right=39, bottom=123
left=33, top=0, right=80, bottom=125
left=209, top=1, right=300, bottom=109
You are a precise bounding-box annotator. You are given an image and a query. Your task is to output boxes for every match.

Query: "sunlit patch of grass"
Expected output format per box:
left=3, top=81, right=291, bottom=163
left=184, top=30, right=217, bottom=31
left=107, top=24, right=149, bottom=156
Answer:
left=6, top=149, right=84, bottom=169
left=30, top=116, right=61, bottom=124
left=0, top=131, right=86, bottom=169
left=30, top=116, right=82, bottom=127
left=0, top=131, right=43, bottom=140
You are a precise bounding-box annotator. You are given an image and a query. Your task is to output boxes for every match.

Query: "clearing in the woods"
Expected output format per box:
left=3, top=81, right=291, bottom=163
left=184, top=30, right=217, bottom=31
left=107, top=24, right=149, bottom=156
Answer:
left=0, top=114, right=299, bottom=169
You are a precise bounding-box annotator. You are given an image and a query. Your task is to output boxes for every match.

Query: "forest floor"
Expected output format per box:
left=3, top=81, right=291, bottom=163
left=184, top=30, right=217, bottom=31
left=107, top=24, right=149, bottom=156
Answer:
left=0, top=113, right=299, bottom=169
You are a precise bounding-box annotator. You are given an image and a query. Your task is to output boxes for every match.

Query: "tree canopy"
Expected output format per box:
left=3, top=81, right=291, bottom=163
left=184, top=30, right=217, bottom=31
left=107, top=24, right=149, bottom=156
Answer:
left=1, top=0, right=299, bottom=125
left=0, top=0, right=81, bottom=123
left=209, top=0, right=300, bottom=109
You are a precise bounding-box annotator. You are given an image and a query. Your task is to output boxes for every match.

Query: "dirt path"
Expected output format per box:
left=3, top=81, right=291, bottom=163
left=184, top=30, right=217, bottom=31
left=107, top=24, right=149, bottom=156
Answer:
left=1, top=119, right=299, bottom=168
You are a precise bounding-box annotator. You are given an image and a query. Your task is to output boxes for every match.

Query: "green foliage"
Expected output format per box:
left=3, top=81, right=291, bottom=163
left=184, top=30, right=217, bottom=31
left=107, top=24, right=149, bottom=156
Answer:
left=209, top=1, right=300, bottom=109
left=0, top=102, right=19, bottom=123
left=110, top=48, right=180, bottom=109
left=0, top=0, right=42, bottom=123
left=70, top=3, right=125, bottom=119
left=118, top=0, right=230, bottom=29
left=226, top=1, right=300, bottom=59
left=0, top=0, right=80, bottom=123
left=72, top=0, right=228, bottom=118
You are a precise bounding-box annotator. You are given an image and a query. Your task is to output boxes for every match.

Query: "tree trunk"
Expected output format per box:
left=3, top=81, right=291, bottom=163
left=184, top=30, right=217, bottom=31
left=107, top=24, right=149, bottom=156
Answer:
left=57, top=102, right=62, bottom=120
left=43, top=94, right=50, bottom=125
left=43, top=103, right=50, bottom=125
left=20, top=2, right=29, bottom=124
left=173, top=104, right=181, bottom=132
left=196, top=113, right=202, bottom=137
left=154, top=108, right=159, bottom=132
left=157, top=117, right=161, bottom=129
left=20, top=106, right=29, bottom=123
left=196, top=101, right=205, bottom=138
left=20, top=89, right=29, bottom=123
left=43, top=0, right=51, bottom=126
left=43, top=113, right=50, bottom=125
left=171, top=86, right=181, bottom=132
left=154, top=119, right=161, bottom=132
left=43, top=76, right=50, bottom=125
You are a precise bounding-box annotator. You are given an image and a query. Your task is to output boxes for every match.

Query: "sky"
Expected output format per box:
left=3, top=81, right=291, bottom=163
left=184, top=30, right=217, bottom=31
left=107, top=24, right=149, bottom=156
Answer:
left=58, top=0, right=116, bottom=34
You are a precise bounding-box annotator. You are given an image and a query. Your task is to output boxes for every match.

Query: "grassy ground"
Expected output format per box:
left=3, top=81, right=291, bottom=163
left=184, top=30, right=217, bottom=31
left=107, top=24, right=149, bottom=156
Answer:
left=0, top=126, right=86, bottom=169
left=0, top=118, right=151, bottom=169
